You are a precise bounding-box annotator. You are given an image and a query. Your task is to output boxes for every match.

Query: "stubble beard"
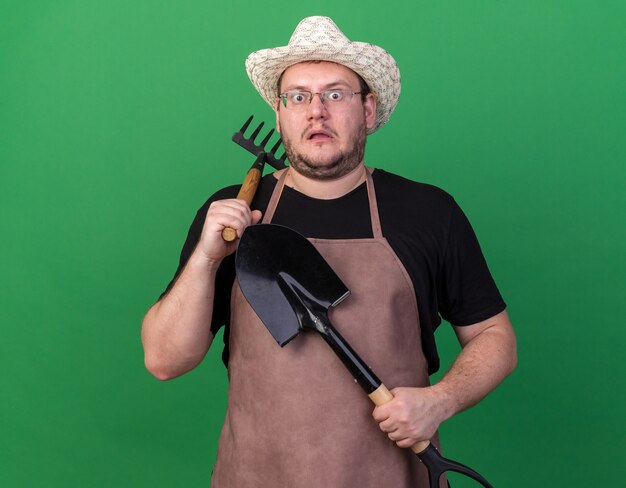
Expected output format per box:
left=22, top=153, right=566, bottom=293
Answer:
left=281, top=122, right=367, bottom=181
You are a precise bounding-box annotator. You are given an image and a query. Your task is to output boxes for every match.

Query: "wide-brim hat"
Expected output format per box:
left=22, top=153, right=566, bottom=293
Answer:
left=245, top=16, right=401, bottom=134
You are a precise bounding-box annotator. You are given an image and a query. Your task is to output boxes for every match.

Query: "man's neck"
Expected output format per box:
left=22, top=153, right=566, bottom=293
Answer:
left=283, top=164, right=368, bottom=200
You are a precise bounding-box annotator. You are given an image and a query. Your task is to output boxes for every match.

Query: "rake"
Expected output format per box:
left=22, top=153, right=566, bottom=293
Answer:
left=222, top=115, right=288, bottom=242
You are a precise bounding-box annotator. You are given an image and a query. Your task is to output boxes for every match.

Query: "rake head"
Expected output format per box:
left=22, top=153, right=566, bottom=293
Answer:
left=232, top=115, right=288, bottom=170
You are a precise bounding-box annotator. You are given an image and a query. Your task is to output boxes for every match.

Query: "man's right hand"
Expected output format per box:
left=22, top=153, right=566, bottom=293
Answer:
left=196, top=199, right=263, bottom=264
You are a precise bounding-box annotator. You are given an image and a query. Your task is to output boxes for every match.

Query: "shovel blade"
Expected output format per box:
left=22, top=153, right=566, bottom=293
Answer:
left=235, top=224, right=350, bottom=346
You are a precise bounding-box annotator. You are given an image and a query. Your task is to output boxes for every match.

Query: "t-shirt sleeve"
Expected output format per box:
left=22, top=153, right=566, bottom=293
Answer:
left=437, top=202, right=506, bottom=326
left=158, top=204, right=206, bottom=300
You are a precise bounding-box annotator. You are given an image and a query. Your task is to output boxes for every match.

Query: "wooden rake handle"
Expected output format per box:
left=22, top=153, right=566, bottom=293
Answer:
left=221, top=154, right=265, bottom=242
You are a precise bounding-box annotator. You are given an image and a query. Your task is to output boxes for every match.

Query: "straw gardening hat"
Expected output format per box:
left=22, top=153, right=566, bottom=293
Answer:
left=245, top=16, right=401, bottom=134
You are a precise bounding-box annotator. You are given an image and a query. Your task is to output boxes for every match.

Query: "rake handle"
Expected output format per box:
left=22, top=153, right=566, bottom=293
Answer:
left=368, top=384, right=431, bottom=454
left=222, top=155, right=265, bottom=242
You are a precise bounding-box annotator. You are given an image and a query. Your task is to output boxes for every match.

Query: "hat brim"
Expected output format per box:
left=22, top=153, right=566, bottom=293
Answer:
left=246, top=41, right=400, bottom=134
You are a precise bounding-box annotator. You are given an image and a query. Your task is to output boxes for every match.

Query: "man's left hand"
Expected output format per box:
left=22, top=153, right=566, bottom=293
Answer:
left=371, top=385, right=453, bottom=448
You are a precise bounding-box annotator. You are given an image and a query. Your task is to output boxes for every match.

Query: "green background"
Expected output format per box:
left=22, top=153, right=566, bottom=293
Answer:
left=2, top=1, right=624, bottom=486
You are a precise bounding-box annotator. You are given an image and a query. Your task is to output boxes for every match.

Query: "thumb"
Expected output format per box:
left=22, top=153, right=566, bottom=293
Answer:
left=251, top=210, right=263, bottom=224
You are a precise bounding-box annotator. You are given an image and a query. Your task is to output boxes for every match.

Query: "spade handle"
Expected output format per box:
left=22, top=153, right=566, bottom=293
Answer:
left=319, top=318, right=491, bottom=486
left=368, top=384, right=431, bottom=454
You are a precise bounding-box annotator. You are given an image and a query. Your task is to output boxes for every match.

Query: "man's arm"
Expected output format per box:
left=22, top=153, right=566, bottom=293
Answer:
left=372, top=310, right=517, bottom=447
left=141, top=199, right=262, bottom=381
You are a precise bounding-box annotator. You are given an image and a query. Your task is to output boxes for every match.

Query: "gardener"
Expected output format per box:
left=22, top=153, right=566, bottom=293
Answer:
left=141, top=16, right=517, bottom=488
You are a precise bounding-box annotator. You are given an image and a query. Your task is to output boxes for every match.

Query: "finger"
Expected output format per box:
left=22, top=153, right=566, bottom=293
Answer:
left=209, top=197, right=254, bottom=212
left=372, top=406, right=390, bottom=422
left=208, top=200, right=252, bottom=221
left=251, top=210, right=263, bottom=224
left=377, top=418, right=397, bottom=433
left=205, top=212, right=248, bottom=234
left=385, top=426, right=412, bottom=443
left=395, top=437, right=417, bottom=449
left=207, top=204, right=254, bottom=231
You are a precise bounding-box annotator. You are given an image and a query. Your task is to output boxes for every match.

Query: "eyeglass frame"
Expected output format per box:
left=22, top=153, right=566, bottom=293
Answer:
left=278, top=89, right=363, bottom=110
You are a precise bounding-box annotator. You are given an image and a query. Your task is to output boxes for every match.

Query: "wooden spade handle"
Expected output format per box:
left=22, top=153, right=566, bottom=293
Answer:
left=368, top=384, right=431, bottom=454
left=222, top=167, right=263, bottom=242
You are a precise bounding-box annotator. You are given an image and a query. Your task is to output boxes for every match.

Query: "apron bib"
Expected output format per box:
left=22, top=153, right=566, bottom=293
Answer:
left=212, top=170, right=447, bottom=487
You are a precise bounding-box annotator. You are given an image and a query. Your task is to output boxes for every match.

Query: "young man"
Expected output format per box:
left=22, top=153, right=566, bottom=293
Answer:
left=142, top=16, right=517, bottom=487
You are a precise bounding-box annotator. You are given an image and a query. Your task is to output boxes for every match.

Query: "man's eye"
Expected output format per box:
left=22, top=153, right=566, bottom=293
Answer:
left=291, top=93, right=307, bottom=103
left=327, top=90, right=344, bottom=101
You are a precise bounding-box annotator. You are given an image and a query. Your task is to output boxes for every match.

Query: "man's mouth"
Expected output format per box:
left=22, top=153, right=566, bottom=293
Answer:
left=305, top=129, right=334, bottom=141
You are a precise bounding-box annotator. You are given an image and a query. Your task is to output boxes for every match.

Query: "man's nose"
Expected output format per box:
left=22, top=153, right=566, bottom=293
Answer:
left=306, top=93, right=327, bottom=119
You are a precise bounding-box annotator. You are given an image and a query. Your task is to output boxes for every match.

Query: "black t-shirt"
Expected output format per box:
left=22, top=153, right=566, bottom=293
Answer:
left=161, top=169, right=506, bottom=374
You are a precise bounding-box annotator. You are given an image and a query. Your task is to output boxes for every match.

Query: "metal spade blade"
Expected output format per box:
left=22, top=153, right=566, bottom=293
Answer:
left=235, top=223, right=350, bottom=346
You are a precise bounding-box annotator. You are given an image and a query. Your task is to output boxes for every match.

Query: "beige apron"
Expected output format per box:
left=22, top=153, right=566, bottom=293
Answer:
left=212, top=170, right=447, bottom=487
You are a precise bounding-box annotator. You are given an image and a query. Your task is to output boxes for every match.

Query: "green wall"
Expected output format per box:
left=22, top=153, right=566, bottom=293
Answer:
left=2, top=1, right=624, bottom=486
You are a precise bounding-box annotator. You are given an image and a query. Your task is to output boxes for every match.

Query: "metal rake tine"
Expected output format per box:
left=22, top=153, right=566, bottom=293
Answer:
left=239, top=115, right=254, bottom=134
left=232, top=115, right=288, bottom=169
left=269, top=138, right=282, bottom=154
left=259, top=129, right=275, bottom=149
left=263, top=138, right=288, bottom=169
left=249, top=121, right=265, bottom=141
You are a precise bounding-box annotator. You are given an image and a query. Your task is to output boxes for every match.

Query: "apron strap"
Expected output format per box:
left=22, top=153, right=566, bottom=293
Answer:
left=261, top=170, right=289, bottom=224
left=364, top=169, right=383, bottom=239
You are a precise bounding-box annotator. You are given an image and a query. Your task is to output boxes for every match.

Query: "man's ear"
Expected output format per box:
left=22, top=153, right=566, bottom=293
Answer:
left=364, top=93, right=377, bottom=130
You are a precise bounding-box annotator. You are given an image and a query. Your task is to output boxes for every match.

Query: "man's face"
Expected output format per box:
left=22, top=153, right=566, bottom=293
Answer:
left=275, top=61, right=376, bottom=180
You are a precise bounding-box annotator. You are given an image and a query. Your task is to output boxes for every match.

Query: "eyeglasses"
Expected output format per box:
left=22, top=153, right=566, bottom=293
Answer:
left=279, top=89, right=362, bottom=111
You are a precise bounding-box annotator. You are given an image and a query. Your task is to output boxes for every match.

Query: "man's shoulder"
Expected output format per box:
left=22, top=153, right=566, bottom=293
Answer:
left=372, top=168, right=457, bottom=210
